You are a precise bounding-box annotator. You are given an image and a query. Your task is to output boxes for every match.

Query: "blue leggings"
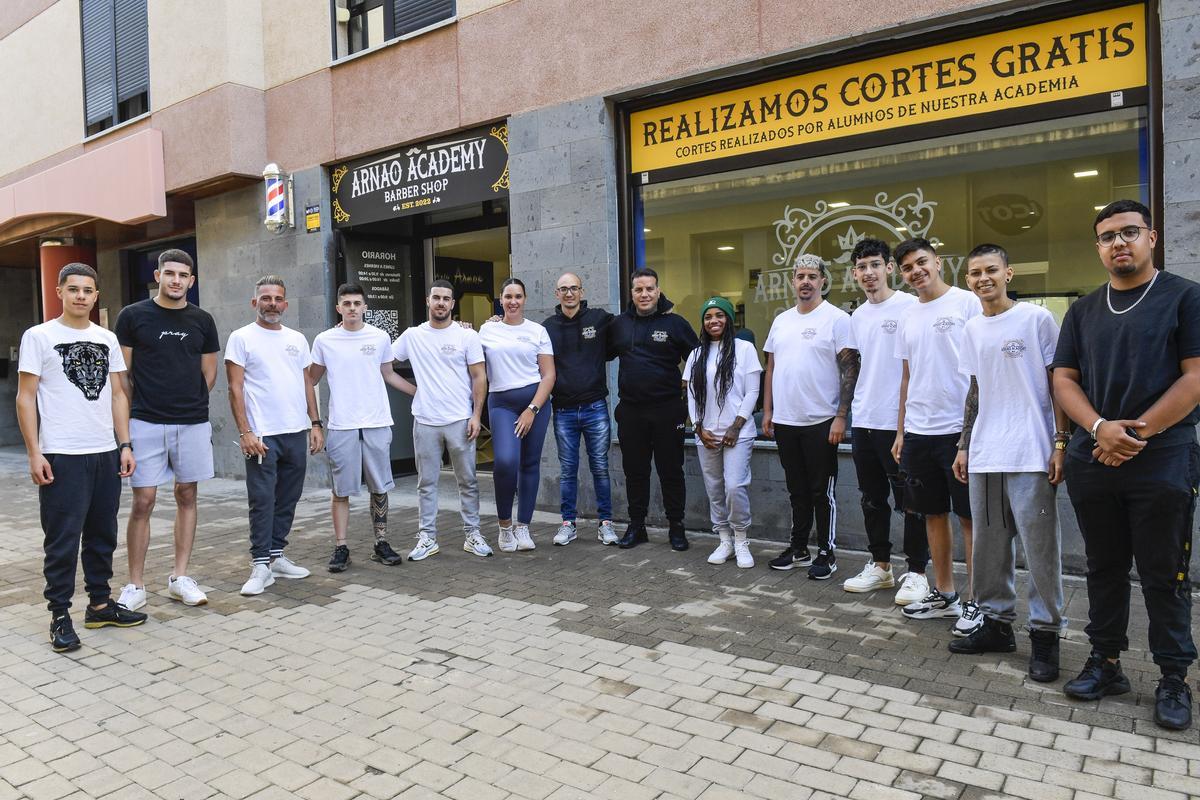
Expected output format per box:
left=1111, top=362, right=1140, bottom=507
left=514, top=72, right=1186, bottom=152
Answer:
left=488, top=383, right=552, bottom=523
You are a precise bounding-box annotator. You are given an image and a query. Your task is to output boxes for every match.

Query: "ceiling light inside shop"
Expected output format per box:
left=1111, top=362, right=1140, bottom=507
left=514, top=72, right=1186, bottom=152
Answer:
left=643, top=228, right=651, bottom=233
left=895, top=226, right=907, bottom=232
left=717, top=245, right=736, bottom=252
left=1074, top=169, right=1099, bottom=178
left=1094, top=205, right=1106, bottom=210
left=828, top=201, right=849, bottom=208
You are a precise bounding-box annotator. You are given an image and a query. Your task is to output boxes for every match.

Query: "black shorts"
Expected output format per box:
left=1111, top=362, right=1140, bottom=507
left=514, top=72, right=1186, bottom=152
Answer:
left=899, top=432, right=971, bottom=518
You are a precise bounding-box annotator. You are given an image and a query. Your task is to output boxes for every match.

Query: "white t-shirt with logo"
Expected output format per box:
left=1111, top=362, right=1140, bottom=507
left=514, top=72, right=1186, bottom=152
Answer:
left=479, top=319, right=553, bottom=393
left=311, top=324, right=393, bottom=431
left=894, top=286, right=982, bottom=436
left=683, top=339, right=762, bottom=441
left=224, top=323, right=312, bottom=436
left=959, top=302, right=1059, bottom=473
left=19, top=319, right=127, bottom=455
left=763, top=302, right=853, bottom=426
left=849, top=291, right=917, bottom=430
left=392, top=322, right=484, bottom=426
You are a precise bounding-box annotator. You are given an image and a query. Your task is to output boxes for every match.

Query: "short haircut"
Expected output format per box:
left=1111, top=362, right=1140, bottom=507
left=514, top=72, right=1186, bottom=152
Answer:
left=58, top=262, right=98, bottom=286
left=851, top=238, right=890, bottom=264
left=429, top=279, right=454, bottom=295
left=500, top=276, right=526, bottom=293
left=255, top=275, right=286, bottom=294
left=157, top=248, right=194, bottom=272
left=337, top=282, right=366, bottom=299
left=893, top=237, right=936, bottom=266
left=792, top=253, right=825, bottom=276
left=631, top=267, right=659, bottom=285
left=967, top=243, right=1008, bottom=266
left=1094, top=199, right=1151, bottom=231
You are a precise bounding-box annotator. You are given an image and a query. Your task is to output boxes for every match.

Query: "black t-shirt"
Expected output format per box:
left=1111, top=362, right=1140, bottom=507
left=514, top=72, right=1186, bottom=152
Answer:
left=114, top=299, right=221, bottom=423
left=1052, top=270, right=1200, bottom=460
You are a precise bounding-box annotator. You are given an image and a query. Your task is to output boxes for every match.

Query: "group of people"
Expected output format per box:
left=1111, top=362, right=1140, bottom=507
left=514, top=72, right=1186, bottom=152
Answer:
left=17, top=200, right=1200, bottom=732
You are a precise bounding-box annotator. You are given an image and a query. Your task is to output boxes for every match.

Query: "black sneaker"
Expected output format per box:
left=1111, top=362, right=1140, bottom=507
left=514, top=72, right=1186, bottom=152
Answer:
left=1063, top=652, right=1131, bottom=700
left=807, top=550, right=837, bottom=580
left=371, top=540, right=404, bottom=566
left=948, top=617, right=1016, bottom=655
left=768, top=546, right=811, bottom=571
left=668, top=522, right=689, bottom=552
left=49, top=614, right=81, bottom=653
left=328, top=544, right=351, bottom=573
left=83, top=601, right=148, bottom=629
left=618, top=523, right=648, bottom=549
left=1028, top=630, right=1060, bottom=682
left=1154, top=674, right=1193, bottom=731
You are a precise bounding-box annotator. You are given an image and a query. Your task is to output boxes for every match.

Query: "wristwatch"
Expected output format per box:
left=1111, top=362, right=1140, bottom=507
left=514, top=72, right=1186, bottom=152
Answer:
left=311, top=419, right=323, bottom=428
left=527, top=404, right=540, bottom=415
left=1053, top=440, right=1067, bottom=451
left=1089, top=417, right=1106, bottom=441
left=119, top=442, right=133, bottom=453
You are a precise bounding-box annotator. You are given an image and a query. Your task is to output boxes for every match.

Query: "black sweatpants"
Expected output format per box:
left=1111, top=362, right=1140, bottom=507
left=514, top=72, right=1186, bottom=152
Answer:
left=775, top=420, right=838, bottom=553
left=40, top=450, right=121, bottom=613
left=851, top=427, right=928, bottom=573
left=616, top=399, right=685, bottom=524
left=1065, top=443, right=1199, bottom=675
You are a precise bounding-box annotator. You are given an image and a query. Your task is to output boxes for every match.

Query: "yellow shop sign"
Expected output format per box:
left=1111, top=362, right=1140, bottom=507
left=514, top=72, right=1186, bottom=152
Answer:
left=630, top=4, right=1146, bottom=174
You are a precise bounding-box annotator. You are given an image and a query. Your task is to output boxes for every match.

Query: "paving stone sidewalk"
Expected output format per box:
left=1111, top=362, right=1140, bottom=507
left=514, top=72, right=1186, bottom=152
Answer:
left=0, top=446, right=1197, bottom=800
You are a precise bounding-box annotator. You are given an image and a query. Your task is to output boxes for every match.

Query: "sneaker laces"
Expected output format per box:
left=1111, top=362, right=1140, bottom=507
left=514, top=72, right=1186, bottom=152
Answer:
left=415, top=534, right=436, bottom=549
left=175, top=575, right=201, bottom=592
left=1030, top=632, right=1057, bottom=662
left=1158, top=674, right=1190, bottom=703
left=961, top=601, right=981, bottom=621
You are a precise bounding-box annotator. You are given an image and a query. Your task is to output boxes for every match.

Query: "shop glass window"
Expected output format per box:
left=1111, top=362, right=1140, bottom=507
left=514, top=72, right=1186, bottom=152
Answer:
left=80, top=0, right=149, bottom=137
left=332, top=0, right=456, bottom=59
left=634, top=109, right=1148, bottom=437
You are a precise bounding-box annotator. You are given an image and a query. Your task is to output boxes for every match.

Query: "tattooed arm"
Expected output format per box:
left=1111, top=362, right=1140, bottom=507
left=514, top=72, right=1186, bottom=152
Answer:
left=830, top=348, right=860, bottom=445
left=952, top=376, right=978, bottom=484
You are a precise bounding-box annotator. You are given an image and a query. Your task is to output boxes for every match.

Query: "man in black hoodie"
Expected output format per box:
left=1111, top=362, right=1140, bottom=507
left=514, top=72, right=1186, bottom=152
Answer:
left=608, top=267, right=701, bottom=550
left=543, top=272, right=618, bottom=547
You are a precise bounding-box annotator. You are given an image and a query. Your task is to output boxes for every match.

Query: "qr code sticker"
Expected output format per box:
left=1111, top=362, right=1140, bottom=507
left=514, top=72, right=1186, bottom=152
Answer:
left=364, top=309, right=401, bottom=341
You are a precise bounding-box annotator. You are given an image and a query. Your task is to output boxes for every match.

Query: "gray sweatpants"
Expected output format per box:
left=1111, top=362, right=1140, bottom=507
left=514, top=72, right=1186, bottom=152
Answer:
left=696, top=438, right=753, bottom=535
left=968, top=471, right=1065, bottom=633
left=413, top=419, right=480, bottom=538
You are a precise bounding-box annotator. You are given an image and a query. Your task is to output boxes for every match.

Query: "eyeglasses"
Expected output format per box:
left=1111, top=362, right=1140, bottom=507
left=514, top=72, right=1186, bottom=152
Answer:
left=1096, top=226, right=1150, bottom=247
left=555, top=286, right=582, bottom=294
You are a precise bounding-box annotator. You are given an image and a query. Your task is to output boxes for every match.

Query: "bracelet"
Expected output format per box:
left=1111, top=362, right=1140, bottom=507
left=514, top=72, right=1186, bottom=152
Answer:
left=239, top=431, right=255, bottom=437
left=119, top=442, right=133, bottom=452
left=1089, top=417, right=1107, bottom=440
left=311, top=420, right=323, bottom=428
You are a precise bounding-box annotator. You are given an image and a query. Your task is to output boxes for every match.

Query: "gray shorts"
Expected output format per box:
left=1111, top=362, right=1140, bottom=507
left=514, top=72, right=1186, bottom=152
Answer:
left=326, top=426, right=396, bottom=497
left=129, top=419, right=215, bottom=488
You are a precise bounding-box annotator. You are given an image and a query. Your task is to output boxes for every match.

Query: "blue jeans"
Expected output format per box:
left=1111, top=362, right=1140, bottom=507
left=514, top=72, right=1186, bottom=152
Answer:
left=554, top=399, right=612, bottom=521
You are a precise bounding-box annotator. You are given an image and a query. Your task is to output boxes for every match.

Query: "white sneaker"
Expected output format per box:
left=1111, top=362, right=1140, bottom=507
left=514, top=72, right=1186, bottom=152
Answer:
left=118, top=583, right=147, bottom=611
left=707, top=539, right=733, bottom=565
left=894, top=572, right=930, bottom=606
left=167, top=575, right=208, bottom=606
left=409, top=534, right=440, bottom=561
left=901, top=589, right=962, bottom=620
left=953, top=600, right=984, bottom=637
left=733, top=539, right=754, bottom=569
left=515, top=524, right=536, bottom=551
left=269, top=555, right=310, bottom=579
left=597, top=520, right=618, bottom=545
left=240, top=564, right=274, bottom=596
left=553, top=522, right=577, bottom=546
left=843, top=562, right=895, bottom=593
left=498, top=526, right=517, bottom=553
left=462, top=531, right=493, bottom=558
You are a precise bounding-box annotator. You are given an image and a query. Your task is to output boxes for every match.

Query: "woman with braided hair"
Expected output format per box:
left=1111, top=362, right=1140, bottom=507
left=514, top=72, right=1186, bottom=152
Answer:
left=683, top=297, right=762, bottom=568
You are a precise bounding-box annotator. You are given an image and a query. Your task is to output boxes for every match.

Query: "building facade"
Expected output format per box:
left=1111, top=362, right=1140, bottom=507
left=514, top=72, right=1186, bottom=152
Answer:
left=1, top=0, right=1196, bottom=572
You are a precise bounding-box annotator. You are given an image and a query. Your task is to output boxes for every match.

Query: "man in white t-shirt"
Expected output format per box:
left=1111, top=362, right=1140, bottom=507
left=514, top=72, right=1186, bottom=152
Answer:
left=892, top=238, right=982, bottom=635
left=226, top=276, right=324, bottom=597
left=310, top=283, right=411, bottom=573
left=17, top=262, right=147, bottom=653
left=763, top=253, right=858, bottom=580
left=948, top=244, right=1067, bottom=682
left=840, top=239, right=929, bottom=605
left=391, top=280, right=491, bottom=561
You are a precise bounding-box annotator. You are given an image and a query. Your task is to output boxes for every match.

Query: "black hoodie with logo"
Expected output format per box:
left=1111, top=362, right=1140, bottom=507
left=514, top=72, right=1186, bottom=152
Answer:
left=608, top=294, right=700, bottom=404
left=542, top=301, right=615, bottom=410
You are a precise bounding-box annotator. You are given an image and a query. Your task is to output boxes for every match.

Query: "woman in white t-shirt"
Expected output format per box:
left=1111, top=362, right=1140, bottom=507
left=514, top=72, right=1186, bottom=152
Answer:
left=683, top=297, right=762, bottom=568
left=479, top=278, right=556, bottom=553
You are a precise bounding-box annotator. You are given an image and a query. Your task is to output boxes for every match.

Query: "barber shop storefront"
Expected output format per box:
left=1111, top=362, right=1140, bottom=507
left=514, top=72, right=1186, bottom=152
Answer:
left=330, top=123, right=512, bottom=472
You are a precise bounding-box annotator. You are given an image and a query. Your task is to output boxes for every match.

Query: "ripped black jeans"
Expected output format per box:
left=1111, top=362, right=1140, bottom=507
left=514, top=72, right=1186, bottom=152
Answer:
left=851, top=427, right=928, bottom=573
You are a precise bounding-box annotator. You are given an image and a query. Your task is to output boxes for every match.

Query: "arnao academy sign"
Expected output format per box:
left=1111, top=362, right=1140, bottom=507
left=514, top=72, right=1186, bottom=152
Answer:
left=331, top=124, right=510, bottom=227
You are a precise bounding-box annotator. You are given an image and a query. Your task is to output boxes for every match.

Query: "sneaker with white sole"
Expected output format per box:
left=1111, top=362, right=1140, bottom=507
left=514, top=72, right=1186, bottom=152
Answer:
left=597, top=520, right=618, bottom=546
left=901, top=589, right=962, bottom=620
left=953, top=600, right=984, bottom=637
left=118, top=583, right=147, bottom=611
left=515, top=524, right=536, bottom=551
left=409, top=535, right=440, bottom=561
left=240, top=564, right=274, bottom=596
left=498, top=526, right=517, bottom=553
left=733, top=539, right=754, bottom=569
left=707, top=538, right=733, bottom=565
left=894, top=572, right=929, bottom=606
left=554, top=521, right=577, bottom=546
left=843, top=562, right=895, bottom=593
left=270, top=555, right=310, bottom=579
left=167, top=575, right=208, bottom=606
left=463, top=531, right=493, bottom=557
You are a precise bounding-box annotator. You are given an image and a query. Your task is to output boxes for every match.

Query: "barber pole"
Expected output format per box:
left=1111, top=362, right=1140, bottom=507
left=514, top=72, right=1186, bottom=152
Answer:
left=262, top=163, right=291, bottom=231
